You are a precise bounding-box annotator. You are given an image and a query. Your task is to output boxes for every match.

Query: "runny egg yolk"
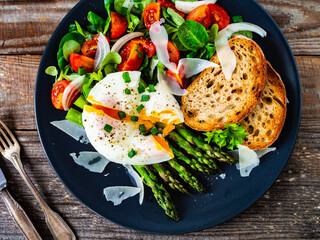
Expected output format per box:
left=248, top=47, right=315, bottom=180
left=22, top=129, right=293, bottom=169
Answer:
left=84, top=104, right=176, bottom=157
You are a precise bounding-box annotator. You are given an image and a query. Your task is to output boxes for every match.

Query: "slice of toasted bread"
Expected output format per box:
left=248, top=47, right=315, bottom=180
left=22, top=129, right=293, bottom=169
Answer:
left=241, top=62, right=287, bottom=150
left=181, top=36, right=267, bottom=131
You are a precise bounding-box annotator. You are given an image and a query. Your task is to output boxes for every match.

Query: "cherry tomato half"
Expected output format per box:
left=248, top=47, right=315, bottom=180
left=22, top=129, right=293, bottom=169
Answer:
left=157, top=0, right=185, bottom=17
left=81, top=34, right=110, bottom=58
left=208, top=4, right=230, bottom=30
left=51, top=80, right=70, bottom=110
left=70, top=53, right=95, bottom=73
left=167, top=40, right=180, bottom=65
left=110, top=12, right=129, bottom=39
left=118, top=41, right=144, bottom=71
left=143, top=3, right=161, bottom=29
left=131, top=38, right=156, bottom=58
left=186, top=4, right=212, bottom=28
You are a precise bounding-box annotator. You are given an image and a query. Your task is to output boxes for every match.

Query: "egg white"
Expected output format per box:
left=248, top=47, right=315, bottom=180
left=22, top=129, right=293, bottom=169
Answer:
left=83, top=71, right=184, bottom=165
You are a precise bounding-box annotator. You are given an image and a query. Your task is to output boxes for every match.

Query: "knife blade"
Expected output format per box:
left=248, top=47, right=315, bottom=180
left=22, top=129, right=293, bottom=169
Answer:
left=0, top=167, right=42, bottom=239
left=0, top=168, right=7, bottom=190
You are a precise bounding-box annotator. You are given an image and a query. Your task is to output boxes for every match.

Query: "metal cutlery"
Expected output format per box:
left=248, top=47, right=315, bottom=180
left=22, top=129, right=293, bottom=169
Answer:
left=0, top=120, right=76, bottom=240
left=0, top=168, right=42, bottom=240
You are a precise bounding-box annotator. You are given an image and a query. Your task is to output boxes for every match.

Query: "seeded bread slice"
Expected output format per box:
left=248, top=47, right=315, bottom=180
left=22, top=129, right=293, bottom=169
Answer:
left=241, top=62, right=287, bottom=150
left=181, top=36, right=267, bottom=131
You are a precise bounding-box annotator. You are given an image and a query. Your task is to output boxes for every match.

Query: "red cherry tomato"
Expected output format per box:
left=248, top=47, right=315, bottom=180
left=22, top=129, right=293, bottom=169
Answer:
left=118, top=41, right=144, bottom=71
left=110, top=12, right=129, bottom=39
left=157, top=0, right=185, bottom=17
left=70, top=53, right=95, bottom=73
left=167, top=40, right=180, bottom=65
left=81, top=34, right=110, bottom=58
left=131, top=38, right=156, bottom=58
left=186, top=4, right=212, bottom=28
left=208, top=4, right=230, bottom=30
left=143, top=3, right=161, bottom=29
left=51, top=80, right=70, bottom=110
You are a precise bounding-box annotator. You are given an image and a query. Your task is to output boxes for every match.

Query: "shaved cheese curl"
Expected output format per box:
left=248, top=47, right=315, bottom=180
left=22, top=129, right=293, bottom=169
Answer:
left=149, top=19, right=178, bottom=73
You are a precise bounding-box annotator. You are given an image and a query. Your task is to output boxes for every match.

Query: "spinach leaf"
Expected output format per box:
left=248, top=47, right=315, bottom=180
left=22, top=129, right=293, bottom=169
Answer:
left=63, top=40, right=81, bottom=61
left=231, top=15, right=253, bottom=39
left=208, top=23, right=219, bottom=43
left=59, top=32, right=85, bottom=49
left=178, top=20, right=209, bottom=51
left=167, top=8, right=185, bottom=26
left=87, top=11, right=106, bottom=34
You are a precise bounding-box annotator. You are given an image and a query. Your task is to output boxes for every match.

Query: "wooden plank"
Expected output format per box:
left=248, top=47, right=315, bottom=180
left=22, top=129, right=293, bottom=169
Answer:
left=0, top=55, right=319, bottom=238
left=0, top=0, right=320, bottom=55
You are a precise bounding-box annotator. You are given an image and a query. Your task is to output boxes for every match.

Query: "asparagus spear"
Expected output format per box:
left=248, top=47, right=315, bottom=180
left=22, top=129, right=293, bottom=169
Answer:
left=151, top=164, right=189, bottom=194
left=167, top=159, right=205, bottom=193
left=133, top=165, right=179, bottom=221
left=175, top=124, right=237, bottom=164
left=169, top=143, right=215, bottom=174
left=167, top=131, right=220, bottom=171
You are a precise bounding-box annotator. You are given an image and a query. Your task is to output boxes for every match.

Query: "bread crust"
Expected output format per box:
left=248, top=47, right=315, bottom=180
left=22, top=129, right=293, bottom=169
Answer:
left=181, top=37, right=267, bottom=131
left=241, top=62, right=287, bottom=150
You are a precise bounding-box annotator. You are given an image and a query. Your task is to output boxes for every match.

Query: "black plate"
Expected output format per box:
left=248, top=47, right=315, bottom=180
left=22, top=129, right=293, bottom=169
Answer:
left=35, top=0, right=301, bottom=234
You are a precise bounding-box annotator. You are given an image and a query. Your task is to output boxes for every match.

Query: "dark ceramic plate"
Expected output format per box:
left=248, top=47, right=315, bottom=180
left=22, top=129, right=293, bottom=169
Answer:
left=35, top=0, right=301, bottom=234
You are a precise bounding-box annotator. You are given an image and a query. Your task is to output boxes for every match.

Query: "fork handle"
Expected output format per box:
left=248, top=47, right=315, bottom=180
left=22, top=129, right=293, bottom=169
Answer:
left=12, top=153, right=76, bottom=240
left=1, top=188, right=42, bottom=240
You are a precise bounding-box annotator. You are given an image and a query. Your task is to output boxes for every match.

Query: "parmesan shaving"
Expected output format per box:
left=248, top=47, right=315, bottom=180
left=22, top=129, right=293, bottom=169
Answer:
left=50, top=120, right=89, bottom=144
left=70, top=151, right=110, bottom=173
left=123, top=164, right=144, bottom=205
left=103, top=186, right=141, bottom=206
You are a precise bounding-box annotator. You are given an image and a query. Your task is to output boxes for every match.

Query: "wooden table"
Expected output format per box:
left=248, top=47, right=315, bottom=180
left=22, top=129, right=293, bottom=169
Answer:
left=0, top=0, right=319, bottom=239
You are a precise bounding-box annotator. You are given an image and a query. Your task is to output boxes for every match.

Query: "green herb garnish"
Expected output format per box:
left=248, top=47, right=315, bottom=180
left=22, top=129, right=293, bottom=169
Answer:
left=137, top=104, right=145, bottom=113
left=128, top=149, right=137, bottom=158
left=148, top=84, right=156, bottom=92
left=104, top=124, right=113, bottom=133
left=131, top=116, right=138, bottom=122
left=118, top=111, right=126, bottom=119
left=135, top=45, right=143, bottom=59
left=125, top=88, right=131, bottom=95
left=203, top=124, right=249, bottom=150
left=139, top=124, right=146, bottom=133
left=150, top=127, right=158, bottom=135
left=141, top=95, right=150, bottom=102
left=138, top=86, right=145, bottom=93
left=122, top=72, right=131, bottom=83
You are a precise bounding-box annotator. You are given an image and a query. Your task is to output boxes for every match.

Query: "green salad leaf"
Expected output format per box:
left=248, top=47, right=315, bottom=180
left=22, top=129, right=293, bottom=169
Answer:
left=63, top=40, right=81, bottom=61
left=178, top=20, right=209, bottom=51
left=127, top=14, right=140, bottom=32
left=59, top=32, right=85, bottom=49
left=104, top=0, right=115, bottom=34
left=167, top=8, right=185, bottom=26
left=208, top=23, right=219, bottom=43
left=87, top=11, right=106, bottom=34
left=45, top=66, right=58, bottom=77
left=203, top=124, right=249, bottom=150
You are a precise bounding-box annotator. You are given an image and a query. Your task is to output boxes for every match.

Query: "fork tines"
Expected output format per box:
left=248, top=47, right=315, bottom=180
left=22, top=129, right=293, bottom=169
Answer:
left=0, top=120, right=17, bottom=151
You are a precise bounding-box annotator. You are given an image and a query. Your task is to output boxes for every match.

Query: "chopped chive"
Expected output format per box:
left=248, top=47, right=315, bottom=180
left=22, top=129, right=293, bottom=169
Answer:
left=150, top=127, right=158, bottom=135
left=78, top=67, right=86, bottom=75
left=232, top=15, right=244, bottom=23
left=141, top=95, right=150, bottom=102
left=128, top=149, right=137, bottom=158
left=137, top=104, right=144, bottom=113
left=135, top=45, right=143, bottom=59
left=138, top=86, right=145, bottom=93
left=104, top=124, right=113, bottom=133
left=125, top=88, right=131, bottom=95
left=148, top=84, right=156, bottom=92
left=118, top=111, right=126, bottom=119
left=131, top=116, right=138, bottom=122
left=122, top=72, right=131, bottom=83
left=139, top=124, right=146, bottom=133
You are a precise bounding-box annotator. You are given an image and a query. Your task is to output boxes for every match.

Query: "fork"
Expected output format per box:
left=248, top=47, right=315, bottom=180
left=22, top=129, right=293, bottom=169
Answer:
left=0, top=120, right=76, bottom=240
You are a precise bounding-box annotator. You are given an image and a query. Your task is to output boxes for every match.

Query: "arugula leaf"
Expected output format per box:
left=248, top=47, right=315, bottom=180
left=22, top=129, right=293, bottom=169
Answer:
left=178, top=20, right=209, bottom=51
left=203, top=123, right=249, bottom=150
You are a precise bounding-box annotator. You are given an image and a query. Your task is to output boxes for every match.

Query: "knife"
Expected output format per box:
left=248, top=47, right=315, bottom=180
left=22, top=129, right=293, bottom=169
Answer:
left=0, top=168, right=42, bottom=240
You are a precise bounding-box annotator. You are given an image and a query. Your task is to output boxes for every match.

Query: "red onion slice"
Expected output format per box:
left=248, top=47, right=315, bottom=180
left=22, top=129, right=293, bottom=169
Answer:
left=175, top=0, right=217, bottom=14
left=110, top=32, right=145, bottom=53
left=62, top=76, right=85, bottom=110
left=94, top=33, right=111, bottom=71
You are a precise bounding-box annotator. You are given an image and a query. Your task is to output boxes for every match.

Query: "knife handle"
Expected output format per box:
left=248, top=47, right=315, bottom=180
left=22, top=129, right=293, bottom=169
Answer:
left=0, top=188, right=42, bottom=240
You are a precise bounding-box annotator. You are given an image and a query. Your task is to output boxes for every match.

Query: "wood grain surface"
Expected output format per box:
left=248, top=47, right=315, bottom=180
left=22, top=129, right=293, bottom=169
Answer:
left=0, top=0, right=319, bottom=239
